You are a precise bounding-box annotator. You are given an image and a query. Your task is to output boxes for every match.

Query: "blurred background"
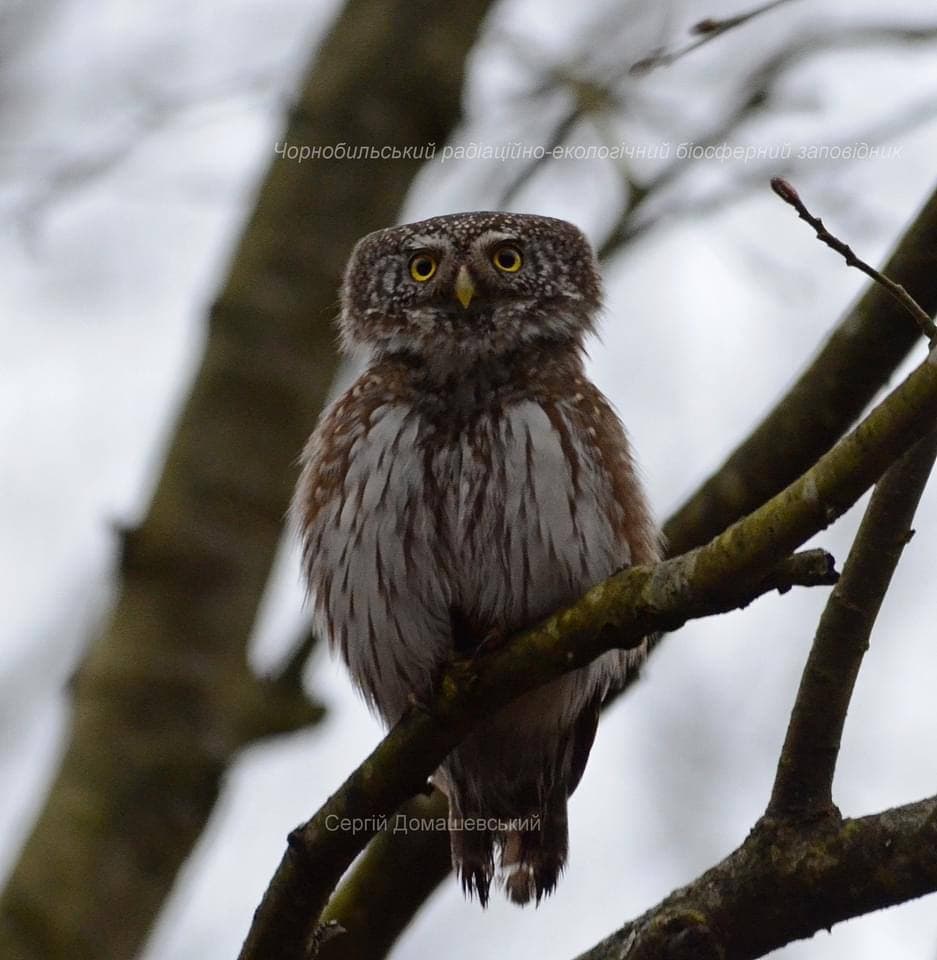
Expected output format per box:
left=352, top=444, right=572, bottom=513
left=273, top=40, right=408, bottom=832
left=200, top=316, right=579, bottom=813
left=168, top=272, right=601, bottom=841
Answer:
left=2, top=0, right=937, bottom=957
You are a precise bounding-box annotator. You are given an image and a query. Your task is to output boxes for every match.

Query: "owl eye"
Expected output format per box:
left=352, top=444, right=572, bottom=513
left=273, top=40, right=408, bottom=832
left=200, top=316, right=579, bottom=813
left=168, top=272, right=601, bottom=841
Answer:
left=491, top=244, right=523, bottom=273
left=409, top=253, right=437, bottom=282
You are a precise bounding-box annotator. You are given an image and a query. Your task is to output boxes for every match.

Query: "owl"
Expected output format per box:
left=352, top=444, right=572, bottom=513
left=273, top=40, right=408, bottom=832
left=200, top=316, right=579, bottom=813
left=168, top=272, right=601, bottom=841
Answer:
left=294, top=211, right=659, bottom=905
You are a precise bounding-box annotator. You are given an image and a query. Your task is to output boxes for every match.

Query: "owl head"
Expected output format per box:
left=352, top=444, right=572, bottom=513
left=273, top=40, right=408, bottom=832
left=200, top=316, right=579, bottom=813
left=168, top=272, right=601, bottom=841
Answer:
left=338, top=212, right=603, bottom=361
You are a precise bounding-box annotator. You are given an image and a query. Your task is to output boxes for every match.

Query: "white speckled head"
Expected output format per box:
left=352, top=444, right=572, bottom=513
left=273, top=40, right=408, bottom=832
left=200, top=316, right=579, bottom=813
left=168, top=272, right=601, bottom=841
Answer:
left=338, top=211, right=602, bottom=359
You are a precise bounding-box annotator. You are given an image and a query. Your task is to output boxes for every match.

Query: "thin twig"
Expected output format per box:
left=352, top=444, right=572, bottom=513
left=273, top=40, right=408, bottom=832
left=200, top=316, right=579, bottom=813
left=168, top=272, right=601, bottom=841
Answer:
left=771, top=177, right=937, bottom=343
left=630, top=0, right=799, bottom=75
left=664, top=182, right=937, bottom=557
left=601, top=47, right=937, bottom=260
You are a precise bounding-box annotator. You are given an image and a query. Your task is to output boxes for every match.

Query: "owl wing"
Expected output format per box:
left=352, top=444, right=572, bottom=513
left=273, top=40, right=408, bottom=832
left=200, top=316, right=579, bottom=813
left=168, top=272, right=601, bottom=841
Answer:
left=293, top=365, right=452, bottom=724
left=561, top=383, right=661, bottom=569
left=563, top=383, right=661, bottom=692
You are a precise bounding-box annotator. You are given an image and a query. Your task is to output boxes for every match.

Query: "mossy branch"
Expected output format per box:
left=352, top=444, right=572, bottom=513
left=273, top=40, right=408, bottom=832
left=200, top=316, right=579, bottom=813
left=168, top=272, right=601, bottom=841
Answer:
left=238, top=342, right=937, bottom=960
left=239, top=552, right=833, bottom=960
left=570, top=194, right=937, bottom=960
left=317, top=791, right=451, bottom=960
left=574, top=795, right=937, bottom=960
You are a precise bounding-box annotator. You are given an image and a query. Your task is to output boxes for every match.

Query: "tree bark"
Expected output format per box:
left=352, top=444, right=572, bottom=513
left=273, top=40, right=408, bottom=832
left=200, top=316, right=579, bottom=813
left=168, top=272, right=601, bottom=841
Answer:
left=575, top=796, right=937, bottom=960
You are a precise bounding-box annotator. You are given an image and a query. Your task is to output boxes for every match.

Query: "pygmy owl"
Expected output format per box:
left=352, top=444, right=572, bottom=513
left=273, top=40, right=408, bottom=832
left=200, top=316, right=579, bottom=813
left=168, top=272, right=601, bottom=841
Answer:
left=294, top=211, right=659, bottom=905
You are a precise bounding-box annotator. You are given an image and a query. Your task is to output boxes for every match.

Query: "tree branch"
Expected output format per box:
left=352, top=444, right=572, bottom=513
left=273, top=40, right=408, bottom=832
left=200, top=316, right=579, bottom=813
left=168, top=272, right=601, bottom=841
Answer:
left=318, top=791, right=451, bottom=960
left=608, top=183, right=937, bottom=707
left=575, top=249, right=937, bottom=960
left=231, top=630, right=327, bottom=744
left=574, top=795, right=937, bottom=960
left=239, top=556, right=831, bottom=960
left=238, top=338, right=937, bottom=960
left=751, top=547, right=838, bottom=597
left=307, top=553, right=837, bottom=960
left=768, top=427, right=937, bottom=820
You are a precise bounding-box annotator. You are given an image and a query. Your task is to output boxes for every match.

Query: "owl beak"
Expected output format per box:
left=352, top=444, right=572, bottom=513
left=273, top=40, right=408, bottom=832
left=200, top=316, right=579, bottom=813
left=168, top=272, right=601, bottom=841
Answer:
left=454, top=266, right=475, bottom=310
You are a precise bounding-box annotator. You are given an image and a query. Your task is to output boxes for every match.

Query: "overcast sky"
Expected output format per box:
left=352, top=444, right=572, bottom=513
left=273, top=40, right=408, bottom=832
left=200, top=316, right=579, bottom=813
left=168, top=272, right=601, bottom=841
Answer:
left=3, top=1, right=937, bottom=958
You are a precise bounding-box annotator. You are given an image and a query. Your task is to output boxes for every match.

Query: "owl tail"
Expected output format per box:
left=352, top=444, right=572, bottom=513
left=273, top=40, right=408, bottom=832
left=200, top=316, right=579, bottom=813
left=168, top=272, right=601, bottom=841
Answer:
left=498, top=800, right=569, bottom=905
left=450, top=820, right=495, bottom=906
left=449, top=806, right=568, bottom=906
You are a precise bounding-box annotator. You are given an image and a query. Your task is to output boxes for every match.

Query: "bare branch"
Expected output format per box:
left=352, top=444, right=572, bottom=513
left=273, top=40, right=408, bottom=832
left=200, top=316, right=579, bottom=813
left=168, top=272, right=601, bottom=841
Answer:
left=599, top=26, right=937, bottom=260
left=606, top=183, right=937, bottom=706
left=232, top=630, right=327, bottom=744
left=492, top=16, right=937, bottom=246
left=768, top=428, right=937, bottom=819
left=574, top=227, right=937, bottom=960
left=574, top=795, right=937, bottom=960
left=317, top=791, right=451, bottom=960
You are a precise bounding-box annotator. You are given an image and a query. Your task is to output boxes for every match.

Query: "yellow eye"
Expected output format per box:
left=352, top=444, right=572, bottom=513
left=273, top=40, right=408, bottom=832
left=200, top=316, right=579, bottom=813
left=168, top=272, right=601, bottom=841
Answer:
left=409, top=253, right=437, bottom=282
left=492, top=244, right=523, bottom=273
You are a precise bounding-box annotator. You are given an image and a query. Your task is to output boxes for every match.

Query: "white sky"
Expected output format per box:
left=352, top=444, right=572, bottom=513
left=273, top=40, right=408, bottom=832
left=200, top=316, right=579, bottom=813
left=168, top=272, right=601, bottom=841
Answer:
left=3, top=1, right=937, bottom=958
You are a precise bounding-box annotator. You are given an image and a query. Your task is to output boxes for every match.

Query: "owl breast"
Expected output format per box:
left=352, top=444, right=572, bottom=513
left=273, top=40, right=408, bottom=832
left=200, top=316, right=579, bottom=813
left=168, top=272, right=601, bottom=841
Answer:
left=449, top=400, right=628, bottom=652
left=297, top=365, right=641, bottom=726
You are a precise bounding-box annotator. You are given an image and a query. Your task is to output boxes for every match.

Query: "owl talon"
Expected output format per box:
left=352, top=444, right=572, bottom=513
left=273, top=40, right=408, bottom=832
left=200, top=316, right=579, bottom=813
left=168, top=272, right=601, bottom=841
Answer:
left=405, top=690, right=433, bottom=714
left=471, top=626, right=508, bottom=659
left=418, top=778, right=436, bottom=796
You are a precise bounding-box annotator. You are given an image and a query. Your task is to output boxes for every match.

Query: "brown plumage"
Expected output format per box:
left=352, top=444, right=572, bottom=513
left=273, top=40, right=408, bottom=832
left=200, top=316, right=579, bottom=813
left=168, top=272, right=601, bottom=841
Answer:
left=294, top=212, right=659, bottom=905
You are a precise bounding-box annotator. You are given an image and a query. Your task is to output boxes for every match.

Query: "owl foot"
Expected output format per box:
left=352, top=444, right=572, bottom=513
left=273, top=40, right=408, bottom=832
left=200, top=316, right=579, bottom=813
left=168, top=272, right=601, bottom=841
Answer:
left=471, top=625, right=509, bottom=660
left=404, top=690, right=434, bottom=715
left=498, top=822, right=566, bottom=906
left=503, top=862, right=537, bottom=905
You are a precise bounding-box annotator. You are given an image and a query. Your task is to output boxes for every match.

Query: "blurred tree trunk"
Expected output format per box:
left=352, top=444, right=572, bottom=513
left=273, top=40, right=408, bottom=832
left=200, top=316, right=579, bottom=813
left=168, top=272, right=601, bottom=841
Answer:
left=0, top=2, right=495, bottom=958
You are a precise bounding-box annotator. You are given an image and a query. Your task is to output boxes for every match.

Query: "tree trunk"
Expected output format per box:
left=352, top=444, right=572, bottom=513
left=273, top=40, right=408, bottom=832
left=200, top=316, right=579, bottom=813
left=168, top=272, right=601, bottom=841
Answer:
left=0, top=2, right=495, bottom=957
